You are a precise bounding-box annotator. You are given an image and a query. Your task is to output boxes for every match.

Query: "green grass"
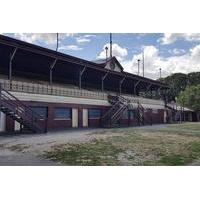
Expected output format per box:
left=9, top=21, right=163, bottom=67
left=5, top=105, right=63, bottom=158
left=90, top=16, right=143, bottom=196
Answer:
left=44, top=140, right=123, bottom=166
left=158, top=155, right=193, bottom=165
left=43, top=123, right=200, bottom=166
left=167, top=122, right=200, bottom=132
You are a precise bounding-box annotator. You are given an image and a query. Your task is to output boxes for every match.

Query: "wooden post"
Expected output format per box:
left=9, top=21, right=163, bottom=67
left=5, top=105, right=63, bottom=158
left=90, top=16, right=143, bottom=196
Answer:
left=119, top=76, right=126, bottom=94
left=79, top=66, right=86, bottom=89
left=134, top=80, right=141, bottom=96
left=101, top=71, right=109, bottom=92
left=49, top=59, right=57, bottom=85
left=9, top=48, right=17, bottom=89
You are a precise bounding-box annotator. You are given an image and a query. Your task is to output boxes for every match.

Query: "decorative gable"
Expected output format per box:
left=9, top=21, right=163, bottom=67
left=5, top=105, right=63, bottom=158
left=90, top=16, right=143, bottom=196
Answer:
left=104, top=57, right=123, bottom=72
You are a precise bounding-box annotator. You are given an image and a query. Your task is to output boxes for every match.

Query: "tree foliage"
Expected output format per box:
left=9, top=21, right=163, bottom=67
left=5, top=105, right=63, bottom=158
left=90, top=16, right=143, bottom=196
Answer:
left=177, top=85, right=200, bottom=111
left=177, top=85, right=200, bottom=121
left=158, top=72, right=200, bottom=101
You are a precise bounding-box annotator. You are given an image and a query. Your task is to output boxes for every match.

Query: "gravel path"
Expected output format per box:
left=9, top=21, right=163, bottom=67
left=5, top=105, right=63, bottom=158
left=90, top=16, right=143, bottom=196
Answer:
left=0, top=128, right=103, bottom=166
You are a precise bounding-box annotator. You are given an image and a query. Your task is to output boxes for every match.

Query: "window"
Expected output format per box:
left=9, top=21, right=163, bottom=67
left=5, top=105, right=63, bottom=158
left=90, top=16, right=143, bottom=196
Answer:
left=54, top=108, right=71, bottom=119
left=122, top=110, right=129, bottom=119
left=88, top=109, right=101, bottom=119
left=129, top=110, right=137, bottom=119
left=31, top=107, right=48, bottom=119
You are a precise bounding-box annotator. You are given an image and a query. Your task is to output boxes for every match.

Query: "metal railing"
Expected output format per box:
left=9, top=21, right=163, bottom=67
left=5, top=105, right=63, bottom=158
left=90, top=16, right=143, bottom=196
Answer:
left=0, top=79, right=108, bottom=100
left=0, top=78, right=165, bottom=106
left=0, top=84, right=46, bottom=133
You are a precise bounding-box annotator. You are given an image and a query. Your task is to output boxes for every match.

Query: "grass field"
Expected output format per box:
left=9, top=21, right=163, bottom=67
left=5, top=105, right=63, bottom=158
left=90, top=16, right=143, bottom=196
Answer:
left=44, top=123, right=200, bottom=166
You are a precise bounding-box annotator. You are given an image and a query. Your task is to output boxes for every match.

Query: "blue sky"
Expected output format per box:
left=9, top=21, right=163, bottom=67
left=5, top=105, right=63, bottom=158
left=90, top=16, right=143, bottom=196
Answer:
left=3, top=33, right=200, bottom=79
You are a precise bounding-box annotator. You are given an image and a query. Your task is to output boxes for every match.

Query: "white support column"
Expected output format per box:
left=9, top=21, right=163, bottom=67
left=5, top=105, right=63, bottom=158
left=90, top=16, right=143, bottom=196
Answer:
left=82, top=109, right=88, bottom=127
left=0, top=112, right=6, bottom=132
left=15, top=121, right=21, bottom=131
left=72, top=108, right=78, bottom=127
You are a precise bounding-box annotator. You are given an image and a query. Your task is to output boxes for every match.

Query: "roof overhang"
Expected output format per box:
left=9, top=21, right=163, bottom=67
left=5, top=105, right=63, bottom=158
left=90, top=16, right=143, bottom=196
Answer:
left=0, top=34, right=169, bottom=90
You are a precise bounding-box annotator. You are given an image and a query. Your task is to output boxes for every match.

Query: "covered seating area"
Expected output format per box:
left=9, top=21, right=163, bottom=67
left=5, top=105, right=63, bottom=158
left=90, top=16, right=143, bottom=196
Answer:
left=0, top=34, right=169, bottom=97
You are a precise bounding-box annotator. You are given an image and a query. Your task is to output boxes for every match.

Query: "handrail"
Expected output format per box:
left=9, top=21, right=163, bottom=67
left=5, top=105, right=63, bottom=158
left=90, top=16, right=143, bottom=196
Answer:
left=1, top=87, right=43, bottom=120
left=0, top=79, right=108, bottom=101
left=0, top=84, right=45, bottom=132
left=101, top=101, right=120, bottom=120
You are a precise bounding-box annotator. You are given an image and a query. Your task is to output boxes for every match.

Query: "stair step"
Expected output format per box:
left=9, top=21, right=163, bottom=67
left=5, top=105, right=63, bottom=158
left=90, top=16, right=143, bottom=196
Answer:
left=1, top=87, right=45, bottom=133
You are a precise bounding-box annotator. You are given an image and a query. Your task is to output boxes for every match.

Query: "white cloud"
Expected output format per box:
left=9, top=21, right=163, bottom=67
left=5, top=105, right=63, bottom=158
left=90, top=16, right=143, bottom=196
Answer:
left=122, top=45, right=200, bottom=79
left=13, top=33, right=75, bottom=45
left=97, top=43, right=128, bottom=62
left=76, top=34, right=96, bottom=43
left=169, top=48, right=186, bottom=55
left=159, top=33, right=200, bottom=45
left=58, top=45, right=82, bottom=51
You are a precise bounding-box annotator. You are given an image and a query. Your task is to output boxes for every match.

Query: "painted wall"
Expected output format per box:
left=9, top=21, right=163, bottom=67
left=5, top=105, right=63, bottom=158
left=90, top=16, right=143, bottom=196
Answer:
left=0, top=91, right=168, bottom=132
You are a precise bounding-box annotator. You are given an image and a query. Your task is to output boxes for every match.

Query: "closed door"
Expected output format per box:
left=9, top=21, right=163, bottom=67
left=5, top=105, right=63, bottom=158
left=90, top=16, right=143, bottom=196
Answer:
left=72, top=108, right=78, bottom=127
left=82, top=109, right=88, bottom=127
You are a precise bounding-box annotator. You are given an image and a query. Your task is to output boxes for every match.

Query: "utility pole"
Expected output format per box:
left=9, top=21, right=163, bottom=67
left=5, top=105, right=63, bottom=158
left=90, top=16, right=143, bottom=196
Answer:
left=56, top=33, right=59, bottom=51
left=137, top=59, right=140, bottom=76
left=110, top=33, right=112, bottom=57
left=159, top=68, right=162, bottom=79
left=105, top=46, right=108, bottom=62
left=142, top=51, right=145, bottom=77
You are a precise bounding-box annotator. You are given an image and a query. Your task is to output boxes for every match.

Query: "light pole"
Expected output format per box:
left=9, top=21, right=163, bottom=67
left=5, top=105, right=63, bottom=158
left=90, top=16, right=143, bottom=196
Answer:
left=105, top=46, right=108, bottom=62
left=110, top=33, right=112, bottom=57
left=137, top=59, right=140, bottom=75
left=142, top=51, right=145, bottom=77
left=56, top=33, right=59, bottom=51
left=159, top=68, right=162, bottom=79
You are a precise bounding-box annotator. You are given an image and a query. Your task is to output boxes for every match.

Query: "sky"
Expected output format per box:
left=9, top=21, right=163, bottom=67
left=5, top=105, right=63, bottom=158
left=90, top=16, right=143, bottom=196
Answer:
left=3, top=33, right=200, bottom=80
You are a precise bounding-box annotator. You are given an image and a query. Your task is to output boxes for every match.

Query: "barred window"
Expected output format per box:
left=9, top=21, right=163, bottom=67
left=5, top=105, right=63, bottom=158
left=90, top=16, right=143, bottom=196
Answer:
left=129, top=110, right=136, bottom=119
left=30, top=106, right=48, bottom=119
left=54, top=108, right=71, bottom=119
left=88, top=109, right=101, bottom=119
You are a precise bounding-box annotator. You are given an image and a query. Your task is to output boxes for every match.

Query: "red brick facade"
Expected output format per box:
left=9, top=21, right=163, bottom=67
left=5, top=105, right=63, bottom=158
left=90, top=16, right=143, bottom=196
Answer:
left=5, top=100, right=165, bottom=132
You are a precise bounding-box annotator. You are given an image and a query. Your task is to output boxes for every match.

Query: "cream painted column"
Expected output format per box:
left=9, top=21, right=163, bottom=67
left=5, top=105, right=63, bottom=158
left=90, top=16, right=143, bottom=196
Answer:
left=15, top=121, right=21, bottom=131
left=164, top=109, right=167, bottom=123
left=82, top=109, right=88, bottom=127
left=72, top=108, right=78, bottom=128
left=0, top=112, right=6, bottom=132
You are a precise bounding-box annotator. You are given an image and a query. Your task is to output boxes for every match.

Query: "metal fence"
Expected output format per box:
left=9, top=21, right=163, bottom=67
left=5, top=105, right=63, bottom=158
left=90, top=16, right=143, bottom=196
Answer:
left=0, top=79, right=164, bottom=106
left=0, top=79, right=108, bottom=100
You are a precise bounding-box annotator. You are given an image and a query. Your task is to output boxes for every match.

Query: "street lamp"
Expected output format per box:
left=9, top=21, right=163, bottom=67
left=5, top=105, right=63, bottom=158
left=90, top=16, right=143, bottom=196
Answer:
left=105, top=46, right=108, bottom=62
left=159, top=68, right=162, bottom=78
left=56, top=33, right=59, bottom=51
left=137, top=59, right=140, bottom=75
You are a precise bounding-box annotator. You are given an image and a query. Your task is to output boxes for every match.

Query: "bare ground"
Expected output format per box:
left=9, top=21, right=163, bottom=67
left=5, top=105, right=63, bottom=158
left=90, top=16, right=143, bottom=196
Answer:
left=0, top=123, right=200, bottom=166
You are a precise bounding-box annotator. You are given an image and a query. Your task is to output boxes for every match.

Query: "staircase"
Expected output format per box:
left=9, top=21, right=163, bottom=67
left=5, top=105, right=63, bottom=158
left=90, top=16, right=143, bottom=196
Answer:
left=101, top=95, right=129, bottom=128
left=0, top=85, right=46, bottom=133
left=137, top=102, right=145, bottom=126
left=165, top=104, right=182, bottom=123
left=101, top=94, right=145, bottom=128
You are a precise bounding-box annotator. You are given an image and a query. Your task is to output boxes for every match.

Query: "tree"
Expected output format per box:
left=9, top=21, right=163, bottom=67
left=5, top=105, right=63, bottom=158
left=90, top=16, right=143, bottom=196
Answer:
left=177, top=85, right=200, bottom=121
left=158, top=73, right=188, bottom=101
left=187, top=72, right=200, bottom=86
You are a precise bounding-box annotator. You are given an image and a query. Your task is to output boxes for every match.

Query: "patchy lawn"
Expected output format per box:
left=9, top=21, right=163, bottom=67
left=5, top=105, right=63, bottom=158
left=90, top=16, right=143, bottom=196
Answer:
left=43, top=122, right=200, bottom=166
